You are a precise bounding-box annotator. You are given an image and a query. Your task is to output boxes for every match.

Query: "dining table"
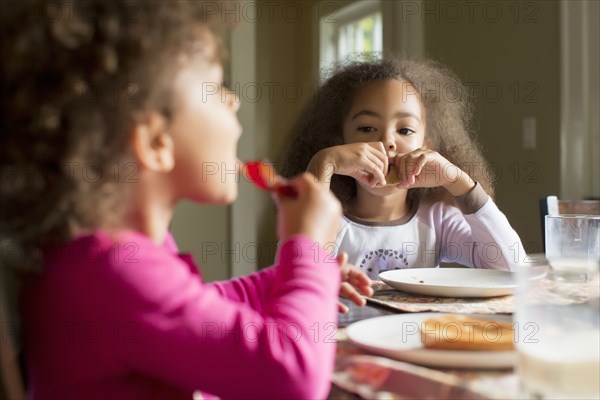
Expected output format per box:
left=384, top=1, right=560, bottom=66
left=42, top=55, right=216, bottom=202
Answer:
left=328, top=295, right=518, bottom=400
left=327, top=259, right=600, bottom=400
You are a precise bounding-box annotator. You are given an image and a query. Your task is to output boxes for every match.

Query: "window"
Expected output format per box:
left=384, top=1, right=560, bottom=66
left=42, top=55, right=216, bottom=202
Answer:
left=336, top=12, right=382, bottom=60
left=319, top=0, right=383, bottom=74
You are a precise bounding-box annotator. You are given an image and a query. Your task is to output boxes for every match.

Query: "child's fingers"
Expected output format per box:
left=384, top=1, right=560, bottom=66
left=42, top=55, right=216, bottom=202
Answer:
left=337, top=251, right=348, bottom=265
left=343, top=267, right=373, bottom=297
left=357, top=283, right=374, bottom=297
left=406, top=152, right=421, bottom=184
left=407, top=153, right=429, bottom=187
left=340, top=282, right=367, bottom=307
left=412, top=153, right=428, bottom=177
left=339, top=260, right=371, bottom=284
left=337, top=251, right=349, bottom=279
left=361, top=155, right=387, bottom=186
left=397, top=150, right=428, bottom=186
left=363, top=143, right=388, bottom=185
left=357, top=166, right=385, bottom=187
left=345, top=265, right=372, bottom=287
left=365, top=144, right=388, bottom=171
left=334, top=142, right=387, bottom=185
left=346, top=271, right=371, bottom=288
left=398, top=154, right=407, bottom=185
left=355, top=170, right=378, bottom=187
left=348, top=281, right=373, bottom=297
left=343, top=280, right=373, bottom=297
left=274, top=172, right=342, bottom=245
left=338, top=301, right=350, bottom=314
left=368, top=141, right=389, bottom=162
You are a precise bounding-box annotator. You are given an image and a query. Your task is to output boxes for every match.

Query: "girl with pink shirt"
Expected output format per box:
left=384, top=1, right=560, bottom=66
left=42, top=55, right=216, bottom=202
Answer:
left=0, top=1, right=371, bottom=398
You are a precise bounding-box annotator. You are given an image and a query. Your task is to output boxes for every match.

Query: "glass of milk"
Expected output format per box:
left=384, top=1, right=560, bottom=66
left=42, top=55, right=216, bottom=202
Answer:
left=545, top=215, right=600, bottom=281
left=515, top=264, right=600, bottom=399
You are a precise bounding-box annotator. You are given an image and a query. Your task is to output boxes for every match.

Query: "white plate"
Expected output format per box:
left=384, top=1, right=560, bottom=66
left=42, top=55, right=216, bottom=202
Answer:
left=379, top=268, right=521, bottom=298
left=346, top=313, right=516, bottom=369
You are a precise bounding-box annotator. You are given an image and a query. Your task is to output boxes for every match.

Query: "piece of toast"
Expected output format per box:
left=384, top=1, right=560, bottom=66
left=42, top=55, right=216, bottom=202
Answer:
left=420, top=315, right=514, bottom=351
left=375, top=167, right=401, bottom=187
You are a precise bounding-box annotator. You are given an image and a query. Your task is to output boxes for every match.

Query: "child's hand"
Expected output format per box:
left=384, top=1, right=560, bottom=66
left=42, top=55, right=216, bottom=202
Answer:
left=307, top=142, right=388, bottom=187
left=274, top=172, right=342, bottom=247
left=336, top=251, right=373, bottom=314
left=391, top=149, right=476, bottom=196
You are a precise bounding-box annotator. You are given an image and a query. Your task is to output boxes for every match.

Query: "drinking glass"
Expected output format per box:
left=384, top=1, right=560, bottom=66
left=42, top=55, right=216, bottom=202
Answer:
left=515, top=266, right=600, bottom=398
left=545, top=215, right=600, bottom=281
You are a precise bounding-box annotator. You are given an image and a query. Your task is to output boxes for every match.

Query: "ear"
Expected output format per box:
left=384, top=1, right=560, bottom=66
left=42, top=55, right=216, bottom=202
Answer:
left=130, top=112, right=174, bottom=172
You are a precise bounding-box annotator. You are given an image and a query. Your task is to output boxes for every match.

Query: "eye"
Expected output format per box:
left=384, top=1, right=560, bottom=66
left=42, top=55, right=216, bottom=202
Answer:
left=398, top=128, right=415, bottom=135
left=358, top=126, right=376, bottom=133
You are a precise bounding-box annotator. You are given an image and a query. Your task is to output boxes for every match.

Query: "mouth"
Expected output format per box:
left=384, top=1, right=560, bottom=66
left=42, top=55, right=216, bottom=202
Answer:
left=374, top=164, right=400, bottom=188
left=384, top=165, right=400, bottom=186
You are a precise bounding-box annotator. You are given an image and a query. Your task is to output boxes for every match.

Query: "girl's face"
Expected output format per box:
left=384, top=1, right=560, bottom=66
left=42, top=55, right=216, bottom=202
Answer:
left=168, top=45, right=242, bottom=204
left=343, top=78, right=425, bottom=193
left=343, top=78, right=425, bottom=156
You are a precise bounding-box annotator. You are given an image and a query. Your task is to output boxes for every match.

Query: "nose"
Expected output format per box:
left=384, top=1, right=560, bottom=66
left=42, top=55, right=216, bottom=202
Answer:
left=382, top=131, right=396, bottom=153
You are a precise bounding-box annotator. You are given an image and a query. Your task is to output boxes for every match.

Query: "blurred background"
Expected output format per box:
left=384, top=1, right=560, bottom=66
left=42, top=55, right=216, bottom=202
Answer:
left=170, top=0, right=599, bottom=281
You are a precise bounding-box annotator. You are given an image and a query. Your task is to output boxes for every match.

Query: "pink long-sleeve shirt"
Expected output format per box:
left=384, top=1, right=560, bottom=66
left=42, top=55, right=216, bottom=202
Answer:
left=20, top=230, right=341, bottom=399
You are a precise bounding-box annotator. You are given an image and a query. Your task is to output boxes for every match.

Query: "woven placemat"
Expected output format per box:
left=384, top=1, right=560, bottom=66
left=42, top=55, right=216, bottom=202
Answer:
left=367, top=278, right=598, bottom=314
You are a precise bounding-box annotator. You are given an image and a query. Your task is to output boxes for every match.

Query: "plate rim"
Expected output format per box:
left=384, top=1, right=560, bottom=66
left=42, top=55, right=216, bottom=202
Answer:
left=346, top=312, right=516, bottom=368
left=378, top=268, right=519, bottom=297
left=379, top=268, right=517, bottom=288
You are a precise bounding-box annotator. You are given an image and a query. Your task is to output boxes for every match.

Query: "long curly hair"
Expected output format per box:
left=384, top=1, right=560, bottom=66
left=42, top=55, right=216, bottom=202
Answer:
left=279, top=57, right=493, bottom=211
left=0, top=1, right=224, bottom=270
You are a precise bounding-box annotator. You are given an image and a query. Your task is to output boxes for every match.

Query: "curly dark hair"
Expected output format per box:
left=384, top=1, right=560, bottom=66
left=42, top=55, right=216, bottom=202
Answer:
left=0, top=0, right=225, bottom=269
left=279, top=57, right=493, bottom=211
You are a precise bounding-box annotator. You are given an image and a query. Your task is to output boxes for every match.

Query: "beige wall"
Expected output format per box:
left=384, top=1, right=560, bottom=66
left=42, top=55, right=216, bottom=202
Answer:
left=254, top=0, right=320, bottom=267
left=423, top=0, right=560, bottom=254
left=171, top=202, right=230, bottom=282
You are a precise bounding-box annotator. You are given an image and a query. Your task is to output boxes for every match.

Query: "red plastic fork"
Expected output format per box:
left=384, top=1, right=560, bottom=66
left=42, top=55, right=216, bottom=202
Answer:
left=244, top=161, right=298, bottom=197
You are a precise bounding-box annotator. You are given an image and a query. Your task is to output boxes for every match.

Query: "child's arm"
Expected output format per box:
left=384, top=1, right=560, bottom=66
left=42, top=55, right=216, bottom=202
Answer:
left=207, top=267, right=276, bottom=311
left=389, top=148, right=525, bottom=269
left=209, top=253, right=373, bottom=315
left=102, top=235, right=339, bottom=398
left=306, top=143, right=475, bottom=197
left=432, top=184, right=526, bottom=269
left=390, top=148, right=476, bottom=194
left=116, top=174, right=341, bottom=398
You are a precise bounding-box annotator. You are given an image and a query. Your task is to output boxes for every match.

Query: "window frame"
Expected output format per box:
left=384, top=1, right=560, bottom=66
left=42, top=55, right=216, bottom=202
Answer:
left=319, top=0, right=383, bottom=73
